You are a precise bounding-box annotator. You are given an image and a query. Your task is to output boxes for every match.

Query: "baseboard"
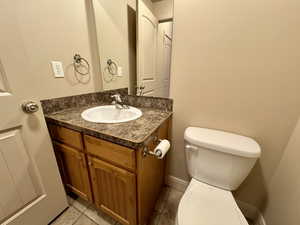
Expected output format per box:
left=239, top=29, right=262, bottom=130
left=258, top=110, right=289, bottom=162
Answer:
left=236, top=200, right=267, bottom=225
left=166, top=175, right=267, bottom=225
left=165, top=175, right=189, bottom=192
left=236, top=200, right=259, bottom=220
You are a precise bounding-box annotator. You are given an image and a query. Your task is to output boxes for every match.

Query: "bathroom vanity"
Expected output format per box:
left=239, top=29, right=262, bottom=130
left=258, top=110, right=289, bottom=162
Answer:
left=41, top=89, right=172, bottom=225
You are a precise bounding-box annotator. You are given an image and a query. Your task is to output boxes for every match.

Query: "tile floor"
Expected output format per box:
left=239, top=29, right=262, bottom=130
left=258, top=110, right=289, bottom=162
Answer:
left=50, top=186, right=253, bottom=225
left=49, top=186, right=182, bottom=225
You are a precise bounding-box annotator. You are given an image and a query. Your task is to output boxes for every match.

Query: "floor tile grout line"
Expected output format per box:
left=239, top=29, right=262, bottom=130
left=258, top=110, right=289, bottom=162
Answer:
left=71, top=207, right=84, bottom=225
left=82, top=209, right=101, bottom=225
left=69, top=196, right=96, bottom=224
left=65, top=185, right=181, bottom=225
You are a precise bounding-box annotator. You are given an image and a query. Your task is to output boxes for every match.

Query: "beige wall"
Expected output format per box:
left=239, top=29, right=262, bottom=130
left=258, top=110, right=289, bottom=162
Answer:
left=142, top=0, right=155, bottom=11
left=93, top=0, right=132, bottom=91
left=263, top=117, right=300, bottom=225
left=0, top=0, right=102, bottom=101
left=128, top=0, right=137, bottom=10
left=153, top=0, right=173, bottom=21
left=170, top=0, right=300, bottom=209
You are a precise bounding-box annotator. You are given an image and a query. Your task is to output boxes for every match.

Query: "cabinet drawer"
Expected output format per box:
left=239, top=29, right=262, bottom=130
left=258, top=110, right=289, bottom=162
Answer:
left=48, top=124, right=83, bottom=150
left=84, top=135, right=136, bottom=171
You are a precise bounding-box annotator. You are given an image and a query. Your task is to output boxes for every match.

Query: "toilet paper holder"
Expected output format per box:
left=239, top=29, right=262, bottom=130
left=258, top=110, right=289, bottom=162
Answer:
left=142, top=135, right=163, bottom=158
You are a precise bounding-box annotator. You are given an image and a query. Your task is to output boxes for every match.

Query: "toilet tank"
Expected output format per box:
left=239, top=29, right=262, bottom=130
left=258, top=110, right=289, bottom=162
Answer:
left=184, top=127, right=261, bottom=191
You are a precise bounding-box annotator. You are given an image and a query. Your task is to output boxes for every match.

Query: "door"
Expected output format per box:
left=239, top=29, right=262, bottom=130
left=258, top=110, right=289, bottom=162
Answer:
left=137, top=0, right=159, bottom=96
left=53, top=142, right=92, bottom=202
left=0, top=74, right=68, bottom=225
left=88, top=156, right=137, bottom=225
left=0, top=5, right=67, bottom=225
left=156, top=22, right=173, bottom=98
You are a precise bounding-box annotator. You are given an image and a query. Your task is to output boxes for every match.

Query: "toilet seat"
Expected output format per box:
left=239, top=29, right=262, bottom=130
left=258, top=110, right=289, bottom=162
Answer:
left=176, top=179, right=249, bottom=225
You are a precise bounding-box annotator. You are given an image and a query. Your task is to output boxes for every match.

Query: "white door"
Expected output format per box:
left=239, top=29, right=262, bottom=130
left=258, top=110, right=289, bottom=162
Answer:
left=137, top=0, right=159, bottom=96
left=156, top=22, right=173, bottom=98
left=162, top=34, right=172, bottom=97
left=0, top=4, right=68, bottom=225
left=157, top=22, right=173, bottom=98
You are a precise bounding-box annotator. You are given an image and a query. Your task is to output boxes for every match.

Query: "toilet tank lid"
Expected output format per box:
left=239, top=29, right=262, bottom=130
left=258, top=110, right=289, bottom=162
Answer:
left=184, top=127, right=261, bottom=158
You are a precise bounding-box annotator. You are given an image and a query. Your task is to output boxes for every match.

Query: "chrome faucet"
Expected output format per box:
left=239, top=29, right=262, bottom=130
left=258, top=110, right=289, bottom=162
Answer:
left=111, top=94, right=129, bottom=109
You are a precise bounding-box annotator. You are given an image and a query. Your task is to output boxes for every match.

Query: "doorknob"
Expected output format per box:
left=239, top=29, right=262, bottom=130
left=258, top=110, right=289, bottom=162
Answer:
left=22, top=101, right=39, bottom=113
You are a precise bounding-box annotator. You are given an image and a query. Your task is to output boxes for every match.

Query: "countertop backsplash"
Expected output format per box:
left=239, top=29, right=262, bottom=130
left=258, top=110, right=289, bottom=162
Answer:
left=41, top=88, right=173, bottom=114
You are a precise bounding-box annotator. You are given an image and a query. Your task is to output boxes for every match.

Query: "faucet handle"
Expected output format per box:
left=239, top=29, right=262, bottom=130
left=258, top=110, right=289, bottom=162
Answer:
left=111, top=94, right=120, bottom=98
left=111, top=94, right=122, bottom=102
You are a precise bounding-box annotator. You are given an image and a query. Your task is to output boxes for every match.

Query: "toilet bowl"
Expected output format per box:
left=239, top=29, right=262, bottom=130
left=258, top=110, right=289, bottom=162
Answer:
left=176, top=179, right=248, bottom=225
left=176, top=127, right=261, bottom=225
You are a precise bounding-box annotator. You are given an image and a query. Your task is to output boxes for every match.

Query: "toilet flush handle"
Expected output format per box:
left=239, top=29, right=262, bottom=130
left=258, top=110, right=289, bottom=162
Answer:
left=185, top=144, right=199, bottom=151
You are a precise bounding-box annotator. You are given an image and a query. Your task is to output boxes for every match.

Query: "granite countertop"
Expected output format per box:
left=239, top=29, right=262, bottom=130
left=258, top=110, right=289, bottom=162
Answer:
left=45, top=103, right=172, bottom=149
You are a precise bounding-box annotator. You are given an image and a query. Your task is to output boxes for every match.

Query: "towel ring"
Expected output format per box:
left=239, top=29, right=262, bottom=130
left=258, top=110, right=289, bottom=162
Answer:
left=73, top=54, right=90, bottom=75
left=107, top=59, right=118, bottom=75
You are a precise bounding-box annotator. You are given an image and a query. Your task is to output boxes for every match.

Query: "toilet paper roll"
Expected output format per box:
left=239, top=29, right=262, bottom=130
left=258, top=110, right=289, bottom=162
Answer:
left=154, top=139, right=170, bottom=159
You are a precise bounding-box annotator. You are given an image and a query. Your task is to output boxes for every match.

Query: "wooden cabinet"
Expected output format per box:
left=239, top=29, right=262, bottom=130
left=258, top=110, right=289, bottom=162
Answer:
left=48, top=118, right=170, bottom=225
left=89, top=157, right=137, bottom=225
left=53, top=142, right=92, bottom=202
left=48, top=124, right=83, bottom=150
left=137, top=119, right=169, bottom=225
left=85, top=135, right=136, bottom=172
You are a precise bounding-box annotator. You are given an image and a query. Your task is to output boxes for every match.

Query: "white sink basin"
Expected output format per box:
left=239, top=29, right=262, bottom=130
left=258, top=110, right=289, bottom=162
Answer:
left=81, top=105, right=142, bottom=123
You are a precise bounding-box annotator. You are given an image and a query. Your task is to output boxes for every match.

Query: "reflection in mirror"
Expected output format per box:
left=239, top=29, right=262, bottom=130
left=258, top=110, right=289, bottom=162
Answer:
left=92, top=0, right=137, bottom=93
left=92, top=0, right=173, bottom=97
left=137, top=0, right=173, bottom=97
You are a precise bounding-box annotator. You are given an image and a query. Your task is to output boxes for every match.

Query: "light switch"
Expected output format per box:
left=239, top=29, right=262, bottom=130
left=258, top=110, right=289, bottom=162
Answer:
left=51, top=61, right=64, bottom=78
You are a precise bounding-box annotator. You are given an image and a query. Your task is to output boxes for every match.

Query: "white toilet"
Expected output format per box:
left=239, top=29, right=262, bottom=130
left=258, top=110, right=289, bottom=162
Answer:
left=176, top=127, right=261, bottom=225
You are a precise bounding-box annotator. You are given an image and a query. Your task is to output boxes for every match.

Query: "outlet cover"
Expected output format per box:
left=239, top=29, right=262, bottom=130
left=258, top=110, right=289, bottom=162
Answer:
left=51, top=61, right=64, bottom=78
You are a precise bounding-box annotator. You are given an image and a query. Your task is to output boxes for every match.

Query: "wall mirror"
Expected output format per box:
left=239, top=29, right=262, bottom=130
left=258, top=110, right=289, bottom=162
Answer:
left=91, top=0, right=174, bottom=97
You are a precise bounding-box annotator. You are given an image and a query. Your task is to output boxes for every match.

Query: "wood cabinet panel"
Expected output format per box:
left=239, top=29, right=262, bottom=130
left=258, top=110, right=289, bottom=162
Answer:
left=49, top=118, right=170, bottom=225
left=48, top=124, right=83, bottom=150
left=88, top=156, right=137, bottom=225
left=84, top=135, right=136, bottom=172
left=53, top=142, right=92, bottom=202
left=137, top=119, right=169, bottom=225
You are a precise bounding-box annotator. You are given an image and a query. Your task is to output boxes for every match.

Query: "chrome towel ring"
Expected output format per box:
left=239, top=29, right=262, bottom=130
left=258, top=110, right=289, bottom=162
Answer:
left=107, top=59, right=118, bottom=75
left=73, top=54, right=90, bottom=75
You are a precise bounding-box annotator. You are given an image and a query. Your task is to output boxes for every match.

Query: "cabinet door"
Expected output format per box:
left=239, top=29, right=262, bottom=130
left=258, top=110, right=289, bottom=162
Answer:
left=137, top=119, right=169, bottom=225
left=53, top=142, right=92, bottom=202
left=89, top=156, right=137, bottom=225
